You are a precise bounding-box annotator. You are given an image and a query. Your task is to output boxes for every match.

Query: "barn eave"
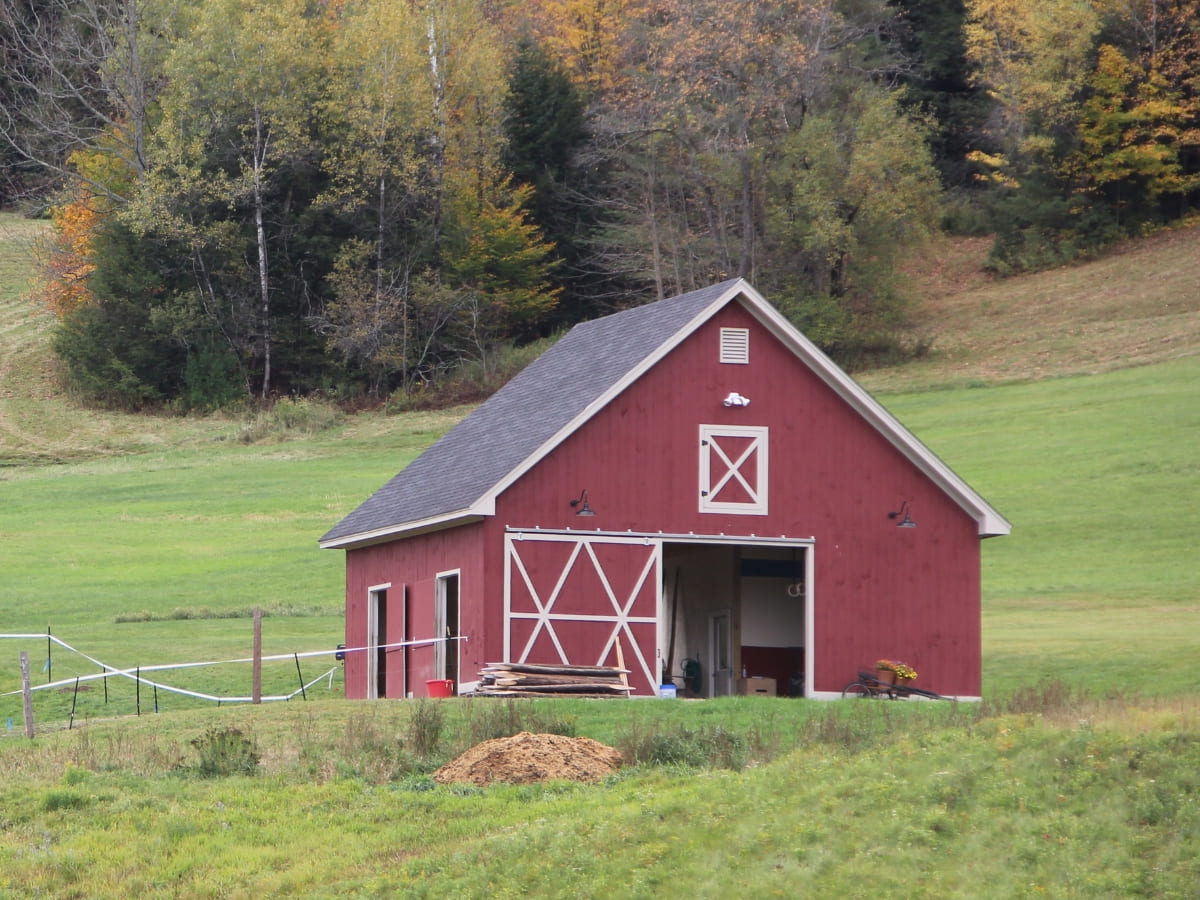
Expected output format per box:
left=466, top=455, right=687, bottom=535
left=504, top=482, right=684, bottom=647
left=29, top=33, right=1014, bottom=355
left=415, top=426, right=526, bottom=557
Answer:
left=735, top=284, right=1012, bottom=538
left=321, top=277, right=1010, bottom=548
left=317, top=508, right=489, bottom=550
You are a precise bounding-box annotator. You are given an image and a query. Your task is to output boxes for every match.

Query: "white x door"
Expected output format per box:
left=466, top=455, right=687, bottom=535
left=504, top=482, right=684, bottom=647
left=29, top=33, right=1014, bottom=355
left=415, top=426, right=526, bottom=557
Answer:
left=504, top=533, right=661, bottom=696
left=699, top=425, right=769, bottom=515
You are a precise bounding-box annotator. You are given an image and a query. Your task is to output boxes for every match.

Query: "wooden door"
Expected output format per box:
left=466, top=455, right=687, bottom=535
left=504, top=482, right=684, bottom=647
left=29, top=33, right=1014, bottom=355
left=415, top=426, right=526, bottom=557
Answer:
left=505, top=533, right=661, bottom=697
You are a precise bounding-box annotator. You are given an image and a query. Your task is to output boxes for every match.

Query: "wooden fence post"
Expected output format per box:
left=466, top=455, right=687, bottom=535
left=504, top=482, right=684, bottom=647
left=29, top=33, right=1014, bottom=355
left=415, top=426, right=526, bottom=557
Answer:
left=20, top=651, right=34, bottom=739
left=252, top=608, right=263, bottom=704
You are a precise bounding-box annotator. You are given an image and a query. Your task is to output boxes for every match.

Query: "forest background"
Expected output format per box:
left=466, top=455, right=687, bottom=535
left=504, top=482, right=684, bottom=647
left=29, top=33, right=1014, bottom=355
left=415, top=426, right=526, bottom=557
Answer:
left=2, top=0, right=1198, bottom=410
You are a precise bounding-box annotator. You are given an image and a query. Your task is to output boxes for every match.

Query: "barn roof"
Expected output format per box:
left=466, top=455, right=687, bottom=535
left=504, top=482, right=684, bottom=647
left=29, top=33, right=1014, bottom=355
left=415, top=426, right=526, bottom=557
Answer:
left=320, top=279, right=1010, bottom=549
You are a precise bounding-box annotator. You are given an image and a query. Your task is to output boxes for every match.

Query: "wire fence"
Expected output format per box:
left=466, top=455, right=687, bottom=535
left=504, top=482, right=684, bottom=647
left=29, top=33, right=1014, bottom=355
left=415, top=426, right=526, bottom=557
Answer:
left=1, top=631, right=463, bottom=733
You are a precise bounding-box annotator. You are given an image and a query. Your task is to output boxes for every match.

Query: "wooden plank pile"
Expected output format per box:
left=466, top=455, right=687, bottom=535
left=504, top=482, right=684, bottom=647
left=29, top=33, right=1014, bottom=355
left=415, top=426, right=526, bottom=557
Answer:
left=471, top=662, right=633, bottom=698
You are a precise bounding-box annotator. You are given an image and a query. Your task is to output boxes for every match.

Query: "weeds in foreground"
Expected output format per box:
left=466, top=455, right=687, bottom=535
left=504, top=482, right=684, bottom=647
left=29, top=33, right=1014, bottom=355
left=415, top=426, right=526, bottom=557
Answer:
left=616, top=723, right=749, bottom=769
left=406, top=699, right=445, bottom=760
left=237, top=397, right=342, bottom=443
left=188, top=726, right=260, bottom=777
left=460, top=697, right=577, bottom=745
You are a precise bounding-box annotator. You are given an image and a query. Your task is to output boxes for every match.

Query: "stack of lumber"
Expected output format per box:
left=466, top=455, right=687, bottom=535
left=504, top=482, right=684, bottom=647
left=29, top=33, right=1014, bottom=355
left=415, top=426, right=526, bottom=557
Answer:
left=472, top=662, right=632, bottom=698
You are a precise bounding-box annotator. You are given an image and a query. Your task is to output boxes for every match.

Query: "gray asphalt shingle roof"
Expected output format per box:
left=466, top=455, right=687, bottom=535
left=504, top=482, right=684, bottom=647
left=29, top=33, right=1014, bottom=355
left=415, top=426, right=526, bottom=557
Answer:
left=319, top=279, right=742, bottom=547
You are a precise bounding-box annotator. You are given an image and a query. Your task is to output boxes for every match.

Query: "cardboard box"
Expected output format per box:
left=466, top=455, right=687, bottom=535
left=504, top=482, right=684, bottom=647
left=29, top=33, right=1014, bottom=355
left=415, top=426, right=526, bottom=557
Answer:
left=737, top=676, right=776, bottom=696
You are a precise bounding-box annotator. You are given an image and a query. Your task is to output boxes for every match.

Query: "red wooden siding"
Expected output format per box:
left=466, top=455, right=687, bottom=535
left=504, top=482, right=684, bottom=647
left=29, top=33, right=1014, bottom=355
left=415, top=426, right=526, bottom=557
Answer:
left=343, top=523, right=485, bottom=698
left=491, top=301, right=982, bottom=697
left=341, top=295, right=988, bottom=700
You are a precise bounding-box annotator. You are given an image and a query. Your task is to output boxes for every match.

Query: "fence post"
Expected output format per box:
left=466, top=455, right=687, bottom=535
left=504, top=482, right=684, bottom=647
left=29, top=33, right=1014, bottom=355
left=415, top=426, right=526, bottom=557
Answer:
left=252, top=608, right=263, bottom=704
left=20, top=651, right=34, bottom=739
left=294, top=652, right=306, bottom=700
left=69, top=676, right=80, bottom=729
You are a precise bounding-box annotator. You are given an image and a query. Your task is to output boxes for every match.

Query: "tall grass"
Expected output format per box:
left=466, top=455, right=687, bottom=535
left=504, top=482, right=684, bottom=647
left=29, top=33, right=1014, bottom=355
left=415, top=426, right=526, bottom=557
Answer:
left=2, top=696, right=1198, bottom=897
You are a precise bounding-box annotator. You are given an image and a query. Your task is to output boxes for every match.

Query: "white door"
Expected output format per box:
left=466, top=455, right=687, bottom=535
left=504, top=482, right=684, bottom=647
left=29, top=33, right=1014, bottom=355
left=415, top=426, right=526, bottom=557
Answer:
left=435, top=572, right=460, bottom=689
left=710, top=610, right=732, bottom=697
left=366, top=586, right=388, bottom=699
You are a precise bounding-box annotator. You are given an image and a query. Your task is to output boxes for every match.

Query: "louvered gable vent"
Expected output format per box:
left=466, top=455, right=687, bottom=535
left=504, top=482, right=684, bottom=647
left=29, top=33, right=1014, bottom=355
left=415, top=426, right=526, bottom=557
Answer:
left=719, top=327, right=750, bottom=364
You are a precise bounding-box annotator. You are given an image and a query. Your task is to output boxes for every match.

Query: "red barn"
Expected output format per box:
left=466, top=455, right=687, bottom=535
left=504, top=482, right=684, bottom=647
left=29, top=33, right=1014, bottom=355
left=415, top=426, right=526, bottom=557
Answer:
left=320, top=279, right=1009, bottom=701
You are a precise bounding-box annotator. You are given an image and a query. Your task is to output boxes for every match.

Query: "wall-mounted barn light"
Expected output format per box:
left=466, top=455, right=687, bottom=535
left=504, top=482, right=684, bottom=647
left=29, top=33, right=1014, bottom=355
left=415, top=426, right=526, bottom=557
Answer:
left=570, top=489, right=597, bottom=517
left=888, top=500, right=917, bottom=528
left=723, top=391, right=751, bottom=407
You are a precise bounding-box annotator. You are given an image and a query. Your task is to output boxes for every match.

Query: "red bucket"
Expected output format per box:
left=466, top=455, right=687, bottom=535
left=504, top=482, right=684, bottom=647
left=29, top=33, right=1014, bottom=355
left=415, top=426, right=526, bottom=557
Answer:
left=425, top=679, right=454, bottom=698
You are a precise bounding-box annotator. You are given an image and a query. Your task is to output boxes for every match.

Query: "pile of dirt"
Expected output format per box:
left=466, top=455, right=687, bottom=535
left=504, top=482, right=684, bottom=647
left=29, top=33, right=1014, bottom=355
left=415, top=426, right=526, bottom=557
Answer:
left=432, top=731, right=623, bottom=786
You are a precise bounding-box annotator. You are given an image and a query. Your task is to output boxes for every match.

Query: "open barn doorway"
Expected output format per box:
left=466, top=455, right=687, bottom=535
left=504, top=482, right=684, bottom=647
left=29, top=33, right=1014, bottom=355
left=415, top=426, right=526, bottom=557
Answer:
left=661, top=539, right=811, bottom=698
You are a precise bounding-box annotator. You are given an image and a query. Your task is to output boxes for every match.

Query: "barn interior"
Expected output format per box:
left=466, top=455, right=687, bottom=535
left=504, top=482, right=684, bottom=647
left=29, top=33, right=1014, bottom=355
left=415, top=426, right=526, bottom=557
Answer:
left=660, top=542, right=809, bottom=698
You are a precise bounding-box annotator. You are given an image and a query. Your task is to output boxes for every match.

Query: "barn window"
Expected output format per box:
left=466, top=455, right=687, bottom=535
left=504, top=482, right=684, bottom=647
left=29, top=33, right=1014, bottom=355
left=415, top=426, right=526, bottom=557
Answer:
left=719, top=328, right=750, bottom=364
left=699, top=425, right=768, bottom=514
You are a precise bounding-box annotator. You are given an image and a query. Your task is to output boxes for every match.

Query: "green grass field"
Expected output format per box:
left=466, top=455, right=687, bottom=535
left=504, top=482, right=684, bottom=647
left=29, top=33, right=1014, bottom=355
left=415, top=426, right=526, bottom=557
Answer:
left=2, top=212, right=1200, bottom=897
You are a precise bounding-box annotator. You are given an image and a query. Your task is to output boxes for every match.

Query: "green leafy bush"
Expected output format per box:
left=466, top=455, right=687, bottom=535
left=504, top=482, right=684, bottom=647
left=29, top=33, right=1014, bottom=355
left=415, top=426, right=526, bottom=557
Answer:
left=189, top=727, right=261, bottom=777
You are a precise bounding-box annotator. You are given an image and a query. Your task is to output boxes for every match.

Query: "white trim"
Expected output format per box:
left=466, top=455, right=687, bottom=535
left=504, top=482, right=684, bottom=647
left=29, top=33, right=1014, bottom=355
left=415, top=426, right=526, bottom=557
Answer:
left=503, top=532, right=662, bottom=692
left=804, top=545, right=815, bottom=700
left=731, top=282, right=1011, bottom=536
left=319, top=511, right=487, bottom=550
left=505, top=527, right=815, bottom=548
left=434, top=569, right=461, bottom=684
left=494, top=279, right=1008, bottom=537
left=479, top=286, right=746, bottom=516
left=328, top=279, right=1009, bottom=544
left=699, top=424, right=768, bottom=515
left=366, top=585, right=391, bottom=700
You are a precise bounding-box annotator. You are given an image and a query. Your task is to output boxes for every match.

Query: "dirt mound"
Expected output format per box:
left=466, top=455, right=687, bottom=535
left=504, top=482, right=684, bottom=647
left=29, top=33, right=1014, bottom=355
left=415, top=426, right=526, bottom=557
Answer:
left=433, top=731, right=623, bottom=786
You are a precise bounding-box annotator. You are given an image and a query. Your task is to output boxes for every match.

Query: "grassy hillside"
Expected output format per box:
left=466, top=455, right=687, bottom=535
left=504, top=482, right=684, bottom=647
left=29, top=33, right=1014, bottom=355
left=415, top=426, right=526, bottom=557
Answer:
left=860, top=221, right=1200, bottom=392
left=2, top=212, right=1200, bottom=897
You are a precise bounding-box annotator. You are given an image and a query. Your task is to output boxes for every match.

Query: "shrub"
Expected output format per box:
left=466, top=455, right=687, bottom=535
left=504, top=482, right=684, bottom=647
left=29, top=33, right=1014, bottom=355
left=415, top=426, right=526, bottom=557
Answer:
left=407, top=699, right=446, bottom=761
left=321, top=710, right=416, bottom=783
left=617, top=723, right=747, bottom=770
left=237, top=396, right=342, bottom=443
left=189, top=727, right=261, bottom=777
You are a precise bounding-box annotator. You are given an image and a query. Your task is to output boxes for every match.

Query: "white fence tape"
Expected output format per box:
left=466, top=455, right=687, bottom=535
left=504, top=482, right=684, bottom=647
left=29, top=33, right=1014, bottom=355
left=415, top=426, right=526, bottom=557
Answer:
left=1, top=632, right=467, bottom=705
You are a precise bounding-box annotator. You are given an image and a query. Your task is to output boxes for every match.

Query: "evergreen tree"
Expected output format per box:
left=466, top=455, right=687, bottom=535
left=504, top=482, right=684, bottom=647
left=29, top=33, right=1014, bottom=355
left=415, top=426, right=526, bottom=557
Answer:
left=890, top=0, right=994, bottom=191
left=501, top=37, right=600, bottom=327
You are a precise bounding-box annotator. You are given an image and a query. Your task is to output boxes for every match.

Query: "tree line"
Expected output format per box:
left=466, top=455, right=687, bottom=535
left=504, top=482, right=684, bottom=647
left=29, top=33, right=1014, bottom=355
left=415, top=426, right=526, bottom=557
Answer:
left=2, top=0, right=1197, bottom=409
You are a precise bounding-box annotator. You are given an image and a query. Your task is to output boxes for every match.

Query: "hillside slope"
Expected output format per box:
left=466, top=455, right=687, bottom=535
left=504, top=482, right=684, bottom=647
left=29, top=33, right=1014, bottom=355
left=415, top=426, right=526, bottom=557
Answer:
left=2, top=213, right=1198, bottom=463
left=860, top=221, right=1200, bottom=392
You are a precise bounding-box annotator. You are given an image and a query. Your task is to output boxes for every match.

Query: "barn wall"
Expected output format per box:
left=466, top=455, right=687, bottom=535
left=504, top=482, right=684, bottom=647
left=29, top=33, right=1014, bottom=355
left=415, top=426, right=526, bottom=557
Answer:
left=493, top=300, right=983, bottom=697
left=343, top=523, right=485, bottom=698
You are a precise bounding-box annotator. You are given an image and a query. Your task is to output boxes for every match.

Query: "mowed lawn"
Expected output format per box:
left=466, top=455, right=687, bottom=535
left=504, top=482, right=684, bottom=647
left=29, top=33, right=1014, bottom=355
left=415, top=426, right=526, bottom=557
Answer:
left=3, top=328, right=1198, bottom=725
left=883, top=357, right=1200, bottom=697
left=1, top=411, right=461, bottom=723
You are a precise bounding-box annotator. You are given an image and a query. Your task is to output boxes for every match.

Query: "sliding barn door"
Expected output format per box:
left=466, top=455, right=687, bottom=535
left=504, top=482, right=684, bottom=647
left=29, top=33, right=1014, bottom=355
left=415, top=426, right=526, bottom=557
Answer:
left=504, top=533, right=661, bottom=697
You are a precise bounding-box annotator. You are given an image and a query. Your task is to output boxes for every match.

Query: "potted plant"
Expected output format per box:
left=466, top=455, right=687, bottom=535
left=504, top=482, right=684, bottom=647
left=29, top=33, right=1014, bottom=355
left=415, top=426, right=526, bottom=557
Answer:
left=875, top=659, right=918, bottom=684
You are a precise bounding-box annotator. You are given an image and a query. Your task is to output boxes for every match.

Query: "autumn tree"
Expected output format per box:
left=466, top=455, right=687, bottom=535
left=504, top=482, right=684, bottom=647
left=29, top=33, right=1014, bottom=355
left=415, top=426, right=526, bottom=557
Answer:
left=138, top=0, right=328, bottom=399
left=316, top=0, right=437, bottom=396
left=1069, top=44, right=1191, bottom=229
left=446, top=181, right=560, bottom=344
left=765, top=87, right=942, bottom=358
